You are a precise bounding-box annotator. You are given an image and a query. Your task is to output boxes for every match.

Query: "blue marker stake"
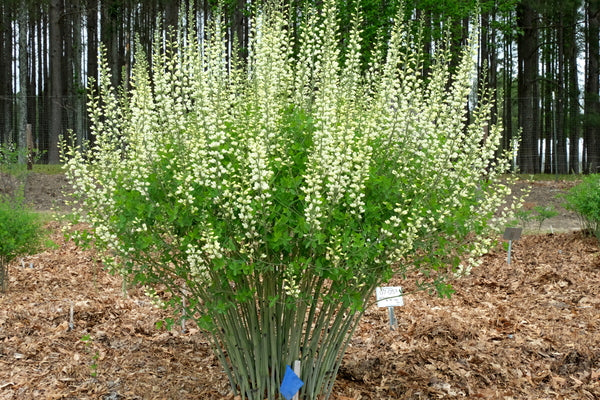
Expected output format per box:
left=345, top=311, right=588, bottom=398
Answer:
left=280, top=363, right=304, bottom=400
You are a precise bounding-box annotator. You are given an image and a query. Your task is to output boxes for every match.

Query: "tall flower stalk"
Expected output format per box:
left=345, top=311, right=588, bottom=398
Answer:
left=62, top=2, right=517, bottom=399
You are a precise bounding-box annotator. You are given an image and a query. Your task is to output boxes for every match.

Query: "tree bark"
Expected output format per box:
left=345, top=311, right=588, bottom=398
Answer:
left=502, top=9, right=514, bottom=162
left=48, top=0, right=63, bottom=163
left=0, top=4, right=14, bottom=144
left=62, top=1, right=74, bottom=146
left=231, top=0, right=247, bottom=61
left=584, top=0, right=600, bottom=173
left=72, top=0, right=85, bottom=146
left=101, top=0, right=122, bottom=89
left=556, top=12, right=568, bottom=174
left=165, top=0, right=179, bottom=36
left=40, top=6, right=49, bottom=159
left=517, top=0, right=540, bottom=173
left=27, top=6, right=36, bottom=147
left=566, top=6, right=579, bottom=173
left=17, top=5, right=27, bottom=162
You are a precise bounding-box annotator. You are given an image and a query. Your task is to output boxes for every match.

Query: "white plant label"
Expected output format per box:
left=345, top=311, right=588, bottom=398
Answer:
left=375, top=286, right=404, bottom=308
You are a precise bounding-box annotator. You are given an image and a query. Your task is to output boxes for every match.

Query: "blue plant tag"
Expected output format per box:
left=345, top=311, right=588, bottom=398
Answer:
left=280, top=365, right=304, bottom=400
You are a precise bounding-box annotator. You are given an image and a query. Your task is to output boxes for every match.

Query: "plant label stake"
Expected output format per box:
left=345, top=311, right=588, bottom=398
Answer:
left=375, top=287, right=404, bottom=330
left=503, top=227, right=522, bottom=265
left=292, top=360, right=301, bottom=400
left=280, top=361, right=304, bottom=400
left=181, top=296, right=187, bottom=333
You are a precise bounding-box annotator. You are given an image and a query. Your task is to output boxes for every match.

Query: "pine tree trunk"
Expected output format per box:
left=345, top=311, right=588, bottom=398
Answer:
left=17, top=5, right=27, bottom=163
left=584, top=0, right=600, bottom=173
left=542, top=23, right=553, bottom=173
left=87, top=0, right=98, bottom=97
left=72, top=0, right=85, bottom=146
left=556, top=13, right=568, bottom=174
left=101, top=0, right=121, bottom=89
left=40, top=8, right=49, bottom=159
left=517, top=1, right=540, bottom=173
left=1, top=4, right=14, bottom=144
left=566, top=9, right=579, bottom=173
left=27, top=7, right=36, bottom=148
left=62, top=1, right=74, bottom=146
left=48, top=0, right=63, bottom=163
left=503, top=11, right=514, bottom=161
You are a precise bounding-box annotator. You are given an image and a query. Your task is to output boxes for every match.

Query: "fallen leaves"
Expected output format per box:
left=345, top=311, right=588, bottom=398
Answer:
left=0, top=230, right=599, bottom=399
left=333, top=232, right=600, bottom=399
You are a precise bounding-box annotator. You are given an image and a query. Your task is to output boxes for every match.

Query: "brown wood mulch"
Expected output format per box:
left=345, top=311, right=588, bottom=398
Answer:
left=1, top=227, right=599, bottom=400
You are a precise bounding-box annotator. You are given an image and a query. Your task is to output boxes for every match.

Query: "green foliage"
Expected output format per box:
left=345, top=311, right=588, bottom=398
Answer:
left=80, top=334, right=100, bottom=377
left=513, top=205, right=558, bottom=232
left=0, top=198, right=44, bottom=292
left=0, top=144, right=46, bottom=292
left=532, top=205, right=558, bottom=231
left=513, top=208, right=533, bottom=226
left=563, top=174, right=600, bottom=238
left=0, top=200, right=42, bottom=263
left=0, top=148, right=43, bottom=251
left=32, top=164, right=65, bottom=175
left=62, top=1, right=516, bottom=399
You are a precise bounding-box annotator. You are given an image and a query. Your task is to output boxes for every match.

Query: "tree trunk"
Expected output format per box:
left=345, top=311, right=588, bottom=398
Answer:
left=101, top=0, right=122, bottom=89
left=231, top=0, right=247, bottom=61
left=517, top=0, right=540, bottom=174
left=165, top=0, right=179, bottom=36
left=72, top=0, right=85, bottom=146
left=62, top=1, right=74, bottom=146
left=502, top=9, right=514, bottom=163
left=1, top=4, right=14, bottom=144
left=541, top=22, right=553, bottom=173
left=556, top=13, right=568, bottom=174
left=27, top=6, right=37, bottom=149
left=17, top=5, right=27, bottom=162
left=87, top=0, right=98, bottom=139
left=48, top=0, right=63, bottom=163
left=584, top=0, right=600, bottom=173
left=566, top=7, right=579, bottom=173
left=40, top=6, right=49, bottom=160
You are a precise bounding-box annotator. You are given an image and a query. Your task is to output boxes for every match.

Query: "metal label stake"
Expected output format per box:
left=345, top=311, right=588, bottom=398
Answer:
left=376, top=287, right=404, bottom=330
left=503, top=227, right=522, bottom=265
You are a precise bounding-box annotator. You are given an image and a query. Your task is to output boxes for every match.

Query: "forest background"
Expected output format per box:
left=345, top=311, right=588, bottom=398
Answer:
left=0, top=0, right=598, bottom=175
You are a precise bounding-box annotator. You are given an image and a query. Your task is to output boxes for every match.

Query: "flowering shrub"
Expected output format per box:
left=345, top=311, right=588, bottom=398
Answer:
left=62, top=3, right=516, bottom=399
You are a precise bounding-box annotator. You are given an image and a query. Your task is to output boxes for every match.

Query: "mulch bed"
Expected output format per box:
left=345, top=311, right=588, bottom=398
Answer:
left=1, top=227, right=599, bottom=399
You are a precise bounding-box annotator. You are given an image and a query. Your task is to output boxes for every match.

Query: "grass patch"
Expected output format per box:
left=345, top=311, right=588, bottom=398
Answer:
left=31, top=164, right=65, bottom=175
left=514, top=173, right=582, bottom=182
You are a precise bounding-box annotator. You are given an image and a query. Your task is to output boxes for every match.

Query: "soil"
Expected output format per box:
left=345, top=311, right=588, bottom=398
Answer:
left=23, top=173, right=73, bottom=213
left=0, top=175, right=598, bottom=399
left=512, top=179, right=582, bottom=233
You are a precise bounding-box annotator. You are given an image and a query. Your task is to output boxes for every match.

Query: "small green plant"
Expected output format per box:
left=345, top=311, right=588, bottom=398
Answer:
left=80, top=334, right=100, bottom=377
left=532, top=205, right=558, bottom=231
left=510, top=204, right=558, bottom=232
left=563, top=174, right=600, bottom=238
left=513, top=208, right=533, bottom=227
